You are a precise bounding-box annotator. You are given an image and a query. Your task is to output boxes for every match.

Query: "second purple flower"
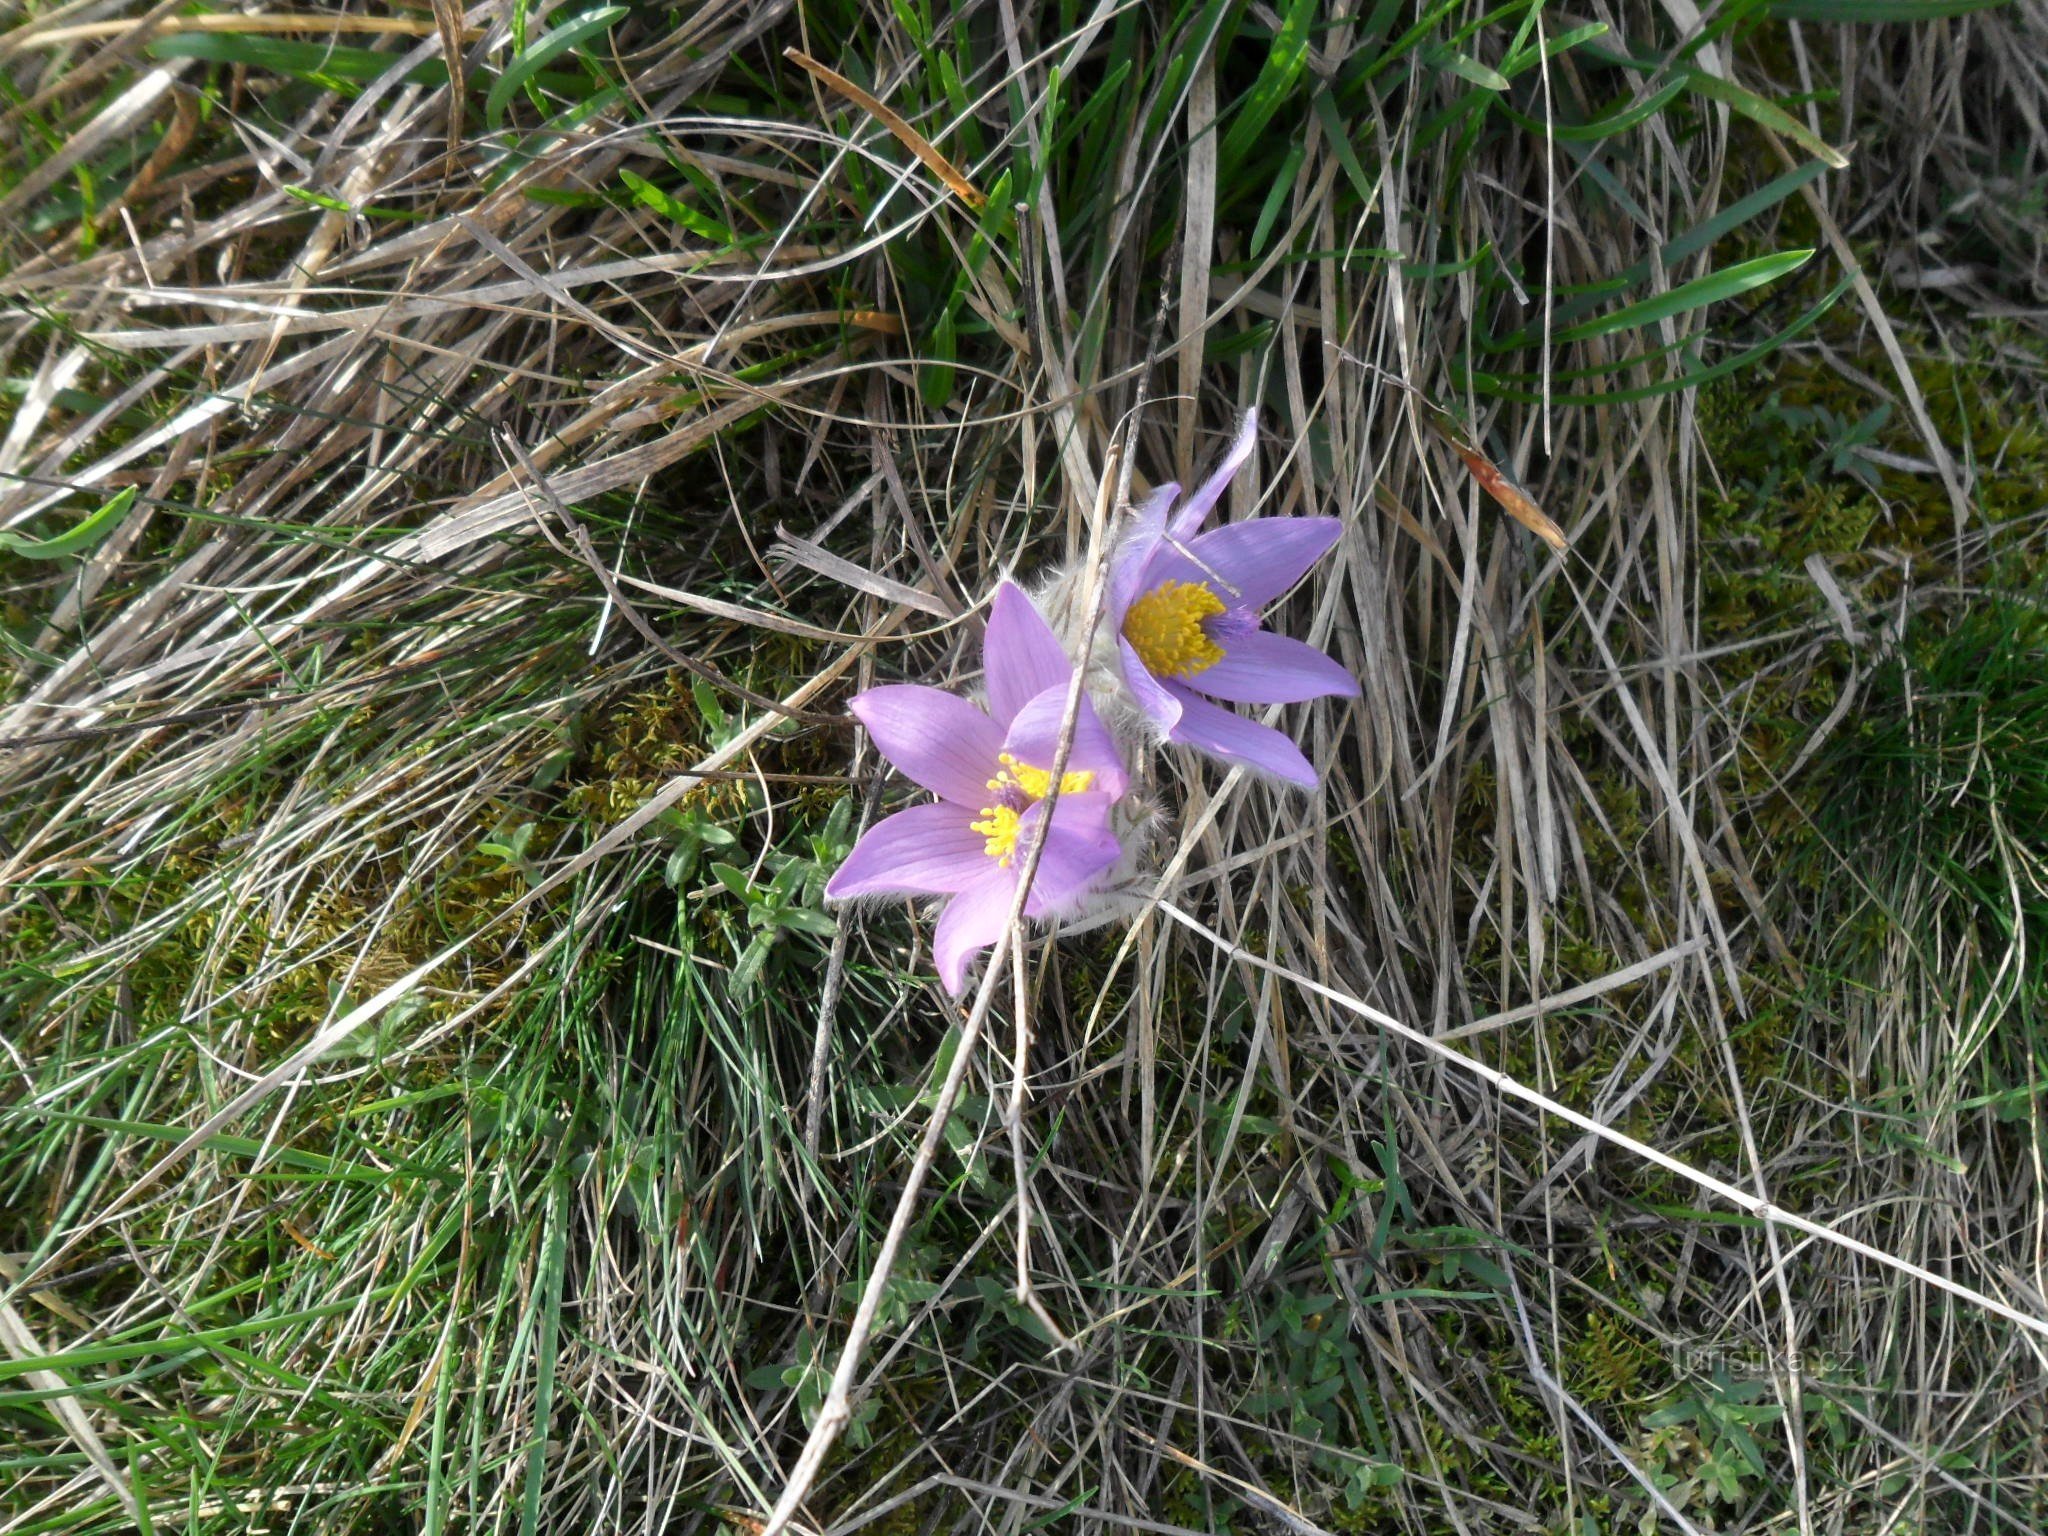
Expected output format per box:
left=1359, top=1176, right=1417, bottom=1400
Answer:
left=1106, top=411, right=1357, bottom=789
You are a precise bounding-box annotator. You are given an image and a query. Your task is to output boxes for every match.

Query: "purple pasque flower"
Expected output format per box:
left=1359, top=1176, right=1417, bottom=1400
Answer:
left=825, top=582, right=1128, bottom=994
left=1107, top=410, right=1357, bottom=789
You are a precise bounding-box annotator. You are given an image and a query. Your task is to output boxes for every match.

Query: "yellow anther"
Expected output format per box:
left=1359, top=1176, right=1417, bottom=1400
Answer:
left=970, top=804, right=1022, bottom=866
left=973, top=755, right=1096, bottom=864
left=992, top=751, right=1094, bottom=801
left=1123, top=578, right=1226, bottom=679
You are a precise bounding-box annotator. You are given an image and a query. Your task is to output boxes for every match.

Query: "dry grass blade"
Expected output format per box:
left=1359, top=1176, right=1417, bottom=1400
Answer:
left=0, top=11, right=477, bottom=55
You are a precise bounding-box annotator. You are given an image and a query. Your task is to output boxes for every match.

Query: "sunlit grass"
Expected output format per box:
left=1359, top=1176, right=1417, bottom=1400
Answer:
left=4, top=1, right=2048, bottom=1532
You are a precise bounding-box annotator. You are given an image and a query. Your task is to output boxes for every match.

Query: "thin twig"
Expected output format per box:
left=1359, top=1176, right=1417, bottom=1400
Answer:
left=1007, top=927, right=1068, bottom=1344
left=758, top=435, right=1128, bottom=1536
left=1158, top=901, right=2048, bottom=1347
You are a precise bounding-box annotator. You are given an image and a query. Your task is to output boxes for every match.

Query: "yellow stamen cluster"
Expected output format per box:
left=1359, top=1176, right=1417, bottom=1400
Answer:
left=969, top=804, right=1023, bottom=866
left=985, top=751, right=1095, bottom=802
left=1122, top=578, right=1226, bottom=679
left=972, top=754, right=1096, bottom=866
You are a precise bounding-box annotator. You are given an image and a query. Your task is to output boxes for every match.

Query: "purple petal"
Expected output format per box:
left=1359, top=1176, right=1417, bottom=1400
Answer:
left=1013, top=792, right=1121, bottom=916
left=1168, top=410, right=1259, bottom=540
left=933, top=874, right=1013, bottom=994
left=1116, top=635, right=1183, bottom=734
left=1161, top=516, right=1343, bottom=611
left=983, top=582, right=1073, bottom=728
left=1000, top=685, right=1128, bottom=798
left=1186, top=629, right=1359, bottom=705
left=825, top=803, right=992, bottom=900
left=1164, top=684, right=1320, bottom=789
left=849, top=686, right=1002, bottom=807
left=1107, top=483, right=1179, bottom=626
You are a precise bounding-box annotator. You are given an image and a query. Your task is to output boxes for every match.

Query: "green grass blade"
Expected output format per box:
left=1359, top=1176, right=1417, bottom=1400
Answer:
left=1499, top=160, right=1831, bottom=343
left=485, top=5, right=627, bottom=130
left=1661, top=162, right=1831, bottom=269
left=1430, top=47, right=1509, bottom=90
left=1499, top=73, right=1689, bottom=141
left=0, top=1290, right=403, bottom=1381
left=1467, top=270, right=1854, bottom=403
left=1546, top=248, right=1814, bottom=346
left=146, top=33, right=448, bottom=86
left=1499, top=20, right=1610, bottom=78
left=1311, top=89, right=1379, bottom=207
left=517, top=1177, right=569, bottom=1536
left=1248, top=142, right=1305, bottom=258
left=0, top=487, right=134, bottom=559
left=1683, top=68, right=1849, bottom=168
left=1219, top=0, right=1318, bottom=168
left=618, top=168, right=732, bottom=243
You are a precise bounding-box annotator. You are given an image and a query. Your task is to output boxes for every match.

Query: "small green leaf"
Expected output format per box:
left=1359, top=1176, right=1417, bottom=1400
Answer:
left=284, top=184, right=354, bottom=214
left=690, top=678, right=721, bottom=721
left=663, top=845, right=698, bottom=889
left=776, top=908, right=838, bottom=938
left=921, top=297, right=959, bottom=411
left=710, top=863, right=753, bottom=901
left=767, top=862, right=805, bottom=903
left=0, top=487, right=136, bottom=560
left=731, top=936, right=771, bottom=997
left=1431, top=48, right=1509, bottom=91
left=822, top=799, right=851, bottom=846
left=888, top=0, right=929, bottom=45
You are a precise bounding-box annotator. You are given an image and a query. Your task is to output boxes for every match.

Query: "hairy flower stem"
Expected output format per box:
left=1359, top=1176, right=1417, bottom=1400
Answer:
left=1010, top=915, right=1069, bottom=1346
left=759, top=442, right=1128, bottom=1536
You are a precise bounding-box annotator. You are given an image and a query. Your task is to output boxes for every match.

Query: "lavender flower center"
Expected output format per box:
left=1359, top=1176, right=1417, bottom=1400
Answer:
left=1123, top=578, right=1226, bottom=679
left=969, top=752, right=1096, bottom=867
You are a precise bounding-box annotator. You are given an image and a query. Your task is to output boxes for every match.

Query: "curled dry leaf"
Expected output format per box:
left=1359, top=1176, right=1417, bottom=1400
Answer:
left=1422, top=405, right=1569, bottom=552
left=784, top=47, right=988, bottom=210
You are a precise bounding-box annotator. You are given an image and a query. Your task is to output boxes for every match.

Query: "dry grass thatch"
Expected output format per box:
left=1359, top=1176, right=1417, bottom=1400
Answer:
left=4, top=2, right=2048, bottom=1533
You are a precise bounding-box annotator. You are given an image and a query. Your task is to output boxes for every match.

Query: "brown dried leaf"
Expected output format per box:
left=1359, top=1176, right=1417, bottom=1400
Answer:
left=784, top=47, right=987, bottom=210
